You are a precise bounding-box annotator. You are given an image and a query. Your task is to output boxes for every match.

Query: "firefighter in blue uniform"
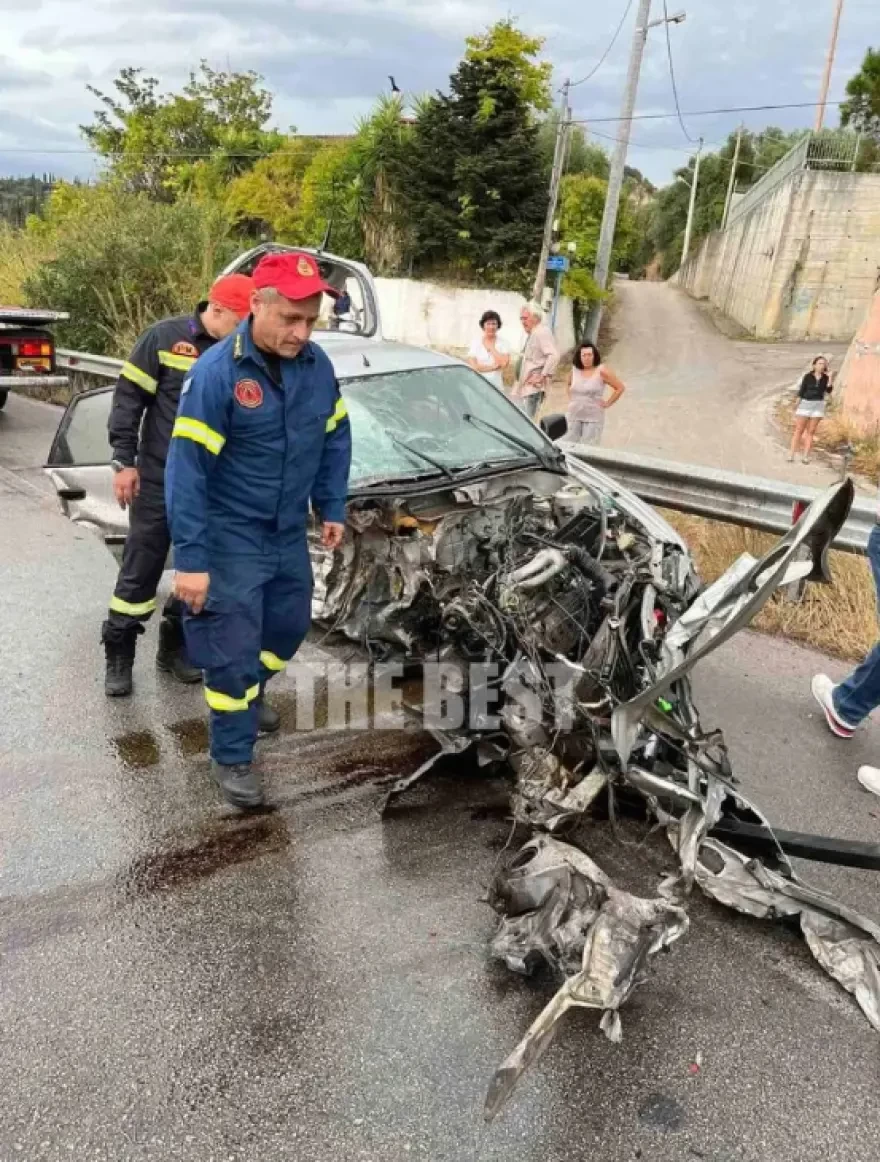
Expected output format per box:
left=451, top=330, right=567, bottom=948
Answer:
left=165, top=252, right=352, bottom=809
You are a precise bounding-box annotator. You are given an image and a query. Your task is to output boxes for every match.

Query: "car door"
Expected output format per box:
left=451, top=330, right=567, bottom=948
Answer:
left=219, top=244, right=383, bottom=340
left=44, top=386, right=128, bottom=563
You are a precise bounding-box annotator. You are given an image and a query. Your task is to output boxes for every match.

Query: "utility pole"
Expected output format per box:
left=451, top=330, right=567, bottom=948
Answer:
left=586, top=0, right=659, bottom=342
left=681, top=138, right=703, bottom=266
left=533, top=79, right=570, bottom=303
left=721, top=124, right=742, bottom=230
left=815, top=0, right=845, bottom=132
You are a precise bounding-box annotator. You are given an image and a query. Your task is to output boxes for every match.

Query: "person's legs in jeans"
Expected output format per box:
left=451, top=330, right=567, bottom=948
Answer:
left=518, top=392, right=543, bottom=420
left=833, top=524, right=880, bottom=727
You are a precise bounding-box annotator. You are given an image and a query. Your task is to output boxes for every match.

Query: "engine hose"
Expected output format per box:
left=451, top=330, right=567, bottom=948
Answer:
left=563, top=545, right=614, bottom=595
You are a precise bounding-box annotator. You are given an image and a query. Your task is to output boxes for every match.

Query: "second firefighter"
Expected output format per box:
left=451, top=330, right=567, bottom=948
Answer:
left=103, top=274, right=255, bottom=697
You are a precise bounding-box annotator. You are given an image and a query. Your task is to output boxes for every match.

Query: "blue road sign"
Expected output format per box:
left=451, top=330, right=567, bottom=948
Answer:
left=546, top=255, right=570, bottom=272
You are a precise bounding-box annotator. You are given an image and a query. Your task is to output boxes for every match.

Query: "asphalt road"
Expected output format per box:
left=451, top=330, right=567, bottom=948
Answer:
left=599, top=281, right=854, bottom=490
left=2, top=390, right=880, bottom=1162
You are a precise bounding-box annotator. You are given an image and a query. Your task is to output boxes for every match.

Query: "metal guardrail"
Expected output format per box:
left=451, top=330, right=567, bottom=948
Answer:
left=53, top=347, right=875, bottom=555
left=571, top=447, right=874, bottom=555
left=56, top=349, right=122, bottom=379
left=0, top=374, right=69, bottom=389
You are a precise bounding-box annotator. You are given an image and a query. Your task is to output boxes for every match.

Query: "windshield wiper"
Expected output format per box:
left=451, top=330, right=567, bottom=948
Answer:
left=389, top=434, right=456, bottom=481
left=461, top=413, right=564, bottom=469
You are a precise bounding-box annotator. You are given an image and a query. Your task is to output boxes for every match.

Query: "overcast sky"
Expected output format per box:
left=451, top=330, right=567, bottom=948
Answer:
left=0, top=0, right=875, bottom=188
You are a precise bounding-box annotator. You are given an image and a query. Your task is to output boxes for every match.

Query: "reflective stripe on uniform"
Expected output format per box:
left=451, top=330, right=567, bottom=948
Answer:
left=172, top=417, right=226, bottom=455
left=204, top=683, right=261, bottom=713
left=260, top=650, right=288, bottom=673
left=121, top=361, right=158, bottom=394
left=109, top=595, right=157, bottom=617
left=325, top=398, right=348, bottom=433
left=158, top=350, right=198, bottom=372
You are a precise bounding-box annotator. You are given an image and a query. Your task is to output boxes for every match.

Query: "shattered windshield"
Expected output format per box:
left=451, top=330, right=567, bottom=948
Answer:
left=341, top=365, right=554, bottom=485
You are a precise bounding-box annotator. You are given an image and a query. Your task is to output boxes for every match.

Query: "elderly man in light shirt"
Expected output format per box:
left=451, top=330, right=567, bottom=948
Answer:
left=511, top=300, right=560, bottom=419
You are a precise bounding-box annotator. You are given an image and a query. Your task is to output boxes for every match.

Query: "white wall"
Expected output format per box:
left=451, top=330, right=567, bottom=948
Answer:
left=374, top=276, right=576, bottom=355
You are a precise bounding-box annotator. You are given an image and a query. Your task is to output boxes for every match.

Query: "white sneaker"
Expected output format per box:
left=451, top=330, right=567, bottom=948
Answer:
left=811, top=674, right=857, bottom=738
left=857, top=766, right=880, bottom=797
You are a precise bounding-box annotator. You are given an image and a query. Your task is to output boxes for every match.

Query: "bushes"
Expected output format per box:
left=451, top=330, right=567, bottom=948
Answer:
left=0, top=222, right=49, bottom=306
left=22, top=185, right=242, bottom=354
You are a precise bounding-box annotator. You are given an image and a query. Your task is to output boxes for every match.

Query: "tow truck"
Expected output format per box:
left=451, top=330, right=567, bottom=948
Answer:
left=0, top=307, right=70, bottom=412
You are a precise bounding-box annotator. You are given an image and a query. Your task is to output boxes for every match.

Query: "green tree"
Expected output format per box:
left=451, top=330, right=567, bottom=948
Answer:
left=841, top=47, right=880, bottom=142
left=295, top=140, right=364, bottom=258
left=556, top=172, right=645, bottom=300
left=650, top=127, right=805, bottom=276
left=347, top=96, right=416, bottom=274
left=23, top=184, right=239, bottom=353
left=406, top=20, right=552, bottom=284
left=225, top=136, right=324, bottom=239
left=81, top=63, right=282, bottom=201
left=538, top=116, right=610, bottom=180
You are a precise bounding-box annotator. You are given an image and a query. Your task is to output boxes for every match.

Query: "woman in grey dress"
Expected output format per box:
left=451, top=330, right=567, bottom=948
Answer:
left=564, top=341, right=626, bottom=446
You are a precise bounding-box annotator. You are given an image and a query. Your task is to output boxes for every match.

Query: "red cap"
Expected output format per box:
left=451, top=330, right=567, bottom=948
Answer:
left=208, top=274, right=255, bottom=319
left=251, top=251, right=338, bottom=301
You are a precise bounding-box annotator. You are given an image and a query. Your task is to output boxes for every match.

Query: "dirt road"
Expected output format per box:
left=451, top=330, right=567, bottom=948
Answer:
left=564, top=280, right=851, bottom=488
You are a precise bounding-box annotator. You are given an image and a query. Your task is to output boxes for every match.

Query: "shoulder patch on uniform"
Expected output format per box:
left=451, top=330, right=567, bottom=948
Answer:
left=234, top=378, right=263, bottom=409
left=172, top=340, right=199, bottom=358
left=233, top=333, right=244, bottom=360
left=181, top=376, right=192, bottom=396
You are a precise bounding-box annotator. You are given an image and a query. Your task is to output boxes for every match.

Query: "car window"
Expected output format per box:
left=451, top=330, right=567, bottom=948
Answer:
left=48, top=389, right=113, bottom=466
left=342, top=365, right=553, bottom=485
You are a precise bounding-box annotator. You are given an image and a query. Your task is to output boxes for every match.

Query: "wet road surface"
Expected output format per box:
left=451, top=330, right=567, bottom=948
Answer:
left=2, top=391, right=880, bottom=1161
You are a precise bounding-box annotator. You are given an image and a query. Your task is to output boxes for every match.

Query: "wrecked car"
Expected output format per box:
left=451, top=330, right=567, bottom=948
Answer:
left=44, top=247, right=880, bottom=1120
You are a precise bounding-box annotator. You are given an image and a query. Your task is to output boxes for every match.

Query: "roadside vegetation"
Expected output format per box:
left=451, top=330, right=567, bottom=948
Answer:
left=776, top=394, right=880, bottom=480
left=0, top=22, right=650, bottom=354
left=665, top=511, right=876, bottom=662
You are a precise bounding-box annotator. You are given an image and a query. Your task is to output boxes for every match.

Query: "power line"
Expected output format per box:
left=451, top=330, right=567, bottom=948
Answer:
left=662, top=0, right=695, bottom=142
left=570, top=98, right=847, bottom=124
left=569, top=0, right=634, bottom=89
left=587, top=125, right=696, bottom=152
left=0, top=101, right=851, bottom=159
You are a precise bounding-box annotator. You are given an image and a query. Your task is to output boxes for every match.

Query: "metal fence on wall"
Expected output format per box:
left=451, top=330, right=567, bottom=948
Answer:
left=725, top=131, right=861, bottom=230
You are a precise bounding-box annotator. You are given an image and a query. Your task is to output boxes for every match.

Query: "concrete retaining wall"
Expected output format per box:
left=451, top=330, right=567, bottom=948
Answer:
left=374, top=277, right=576, bottom=355
left=676, top=171, right=880, bottom=342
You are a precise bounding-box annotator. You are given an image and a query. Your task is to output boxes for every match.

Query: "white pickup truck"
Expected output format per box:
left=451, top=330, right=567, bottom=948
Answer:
left=0, top=306, right=70, bottom=412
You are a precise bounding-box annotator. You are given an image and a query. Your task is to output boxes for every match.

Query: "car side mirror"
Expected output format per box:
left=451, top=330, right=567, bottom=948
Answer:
left=540, top=412, right=567, bottom=442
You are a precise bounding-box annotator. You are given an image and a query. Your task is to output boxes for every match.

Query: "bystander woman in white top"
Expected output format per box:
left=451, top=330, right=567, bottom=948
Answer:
left=466, top=310, right=511, bottom=390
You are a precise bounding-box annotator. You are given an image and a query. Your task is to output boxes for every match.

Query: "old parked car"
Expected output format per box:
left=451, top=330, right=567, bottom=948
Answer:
left=43, top=247, right=874, bottom=1119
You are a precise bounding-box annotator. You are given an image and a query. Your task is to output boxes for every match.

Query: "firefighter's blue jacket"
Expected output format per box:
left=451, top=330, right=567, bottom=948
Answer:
left=165, top=320, right=351, bottom=572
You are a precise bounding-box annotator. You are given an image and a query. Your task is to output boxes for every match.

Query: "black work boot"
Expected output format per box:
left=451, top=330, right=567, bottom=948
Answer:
left=104, top=636, right=136, bottom=698
left=257, top=698, right=281, bottom=735
left=211, top=761, right=264, bottom=810
left=156, top=618, right=202, bottom=685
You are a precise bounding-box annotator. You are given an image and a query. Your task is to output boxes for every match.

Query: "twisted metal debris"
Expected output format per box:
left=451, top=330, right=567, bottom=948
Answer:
left=313, top=466, right=878, bottom=1118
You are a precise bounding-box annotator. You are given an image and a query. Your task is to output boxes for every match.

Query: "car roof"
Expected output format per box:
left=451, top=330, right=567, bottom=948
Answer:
left=313, top=333, right=463, bottom=382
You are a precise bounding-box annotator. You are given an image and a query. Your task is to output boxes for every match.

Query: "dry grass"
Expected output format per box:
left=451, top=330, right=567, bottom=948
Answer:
left=776, top=394, right=880, bottom=479
left=662, top=510, right=877, bottom=661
